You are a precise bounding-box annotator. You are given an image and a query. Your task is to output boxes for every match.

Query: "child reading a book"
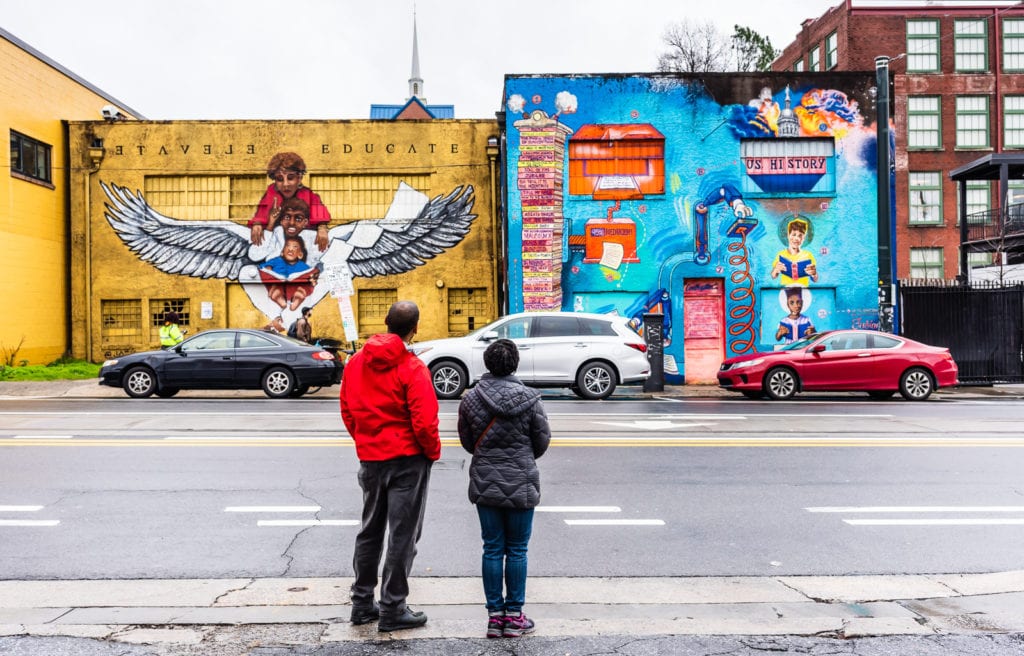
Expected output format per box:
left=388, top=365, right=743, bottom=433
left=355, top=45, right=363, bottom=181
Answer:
left=775, top=287, right=815, bottom=344
left=259, top=235, right=319, bottom=311
left=770, top=217, right=818, bottom=286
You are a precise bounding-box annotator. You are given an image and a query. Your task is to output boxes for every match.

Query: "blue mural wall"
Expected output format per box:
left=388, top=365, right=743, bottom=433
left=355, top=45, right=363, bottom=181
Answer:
left=503, top=73, right=881, bottom=384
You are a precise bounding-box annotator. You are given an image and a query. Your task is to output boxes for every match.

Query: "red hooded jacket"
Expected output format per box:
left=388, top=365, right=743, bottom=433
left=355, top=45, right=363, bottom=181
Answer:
left=340, top=333, right=441, bottom=462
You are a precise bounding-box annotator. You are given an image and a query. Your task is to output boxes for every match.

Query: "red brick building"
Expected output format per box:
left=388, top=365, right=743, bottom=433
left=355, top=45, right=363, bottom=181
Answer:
left=773, top=0, right=1024, bottom=281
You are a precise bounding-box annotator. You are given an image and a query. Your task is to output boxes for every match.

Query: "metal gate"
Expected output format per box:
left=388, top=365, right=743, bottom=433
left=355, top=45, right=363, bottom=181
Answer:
left=898, top=282, right=1024, bottom=384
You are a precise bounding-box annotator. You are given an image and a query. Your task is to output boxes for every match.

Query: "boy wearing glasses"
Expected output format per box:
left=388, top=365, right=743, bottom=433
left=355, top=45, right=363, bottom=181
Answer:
left=249, top=151, right=331, bottom=251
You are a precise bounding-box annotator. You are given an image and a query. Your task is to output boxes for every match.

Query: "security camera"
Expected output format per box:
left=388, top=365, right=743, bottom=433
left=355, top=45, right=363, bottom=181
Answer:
left=101, top=105, right=117, bottom=120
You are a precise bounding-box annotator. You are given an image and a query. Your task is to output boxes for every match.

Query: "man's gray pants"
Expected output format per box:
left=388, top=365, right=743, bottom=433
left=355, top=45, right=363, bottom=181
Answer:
left=351, top=454, right=433, bottom=616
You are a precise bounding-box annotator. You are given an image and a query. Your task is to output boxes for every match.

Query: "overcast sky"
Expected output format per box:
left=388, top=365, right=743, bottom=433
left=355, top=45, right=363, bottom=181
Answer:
left=3, top=0, right=842, bottom=120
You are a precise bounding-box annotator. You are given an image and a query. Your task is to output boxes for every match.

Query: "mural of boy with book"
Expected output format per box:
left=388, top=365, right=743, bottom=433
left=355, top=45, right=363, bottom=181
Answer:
left=770, top=216, right=818, bottom=286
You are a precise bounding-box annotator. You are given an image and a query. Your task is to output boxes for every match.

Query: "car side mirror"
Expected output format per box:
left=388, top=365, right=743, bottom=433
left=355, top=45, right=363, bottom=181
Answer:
left=810, top=344, right=826, bottom=354
left=481, top=330, right=499, bottom=342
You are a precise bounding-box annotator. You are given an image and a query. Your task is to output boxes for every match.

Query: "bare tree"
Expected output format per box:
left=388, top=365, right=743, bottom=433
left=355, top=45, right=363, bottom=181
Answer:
left=657, top=20, right=779, bottom=73
left=657, top=19, right=731, bottom=73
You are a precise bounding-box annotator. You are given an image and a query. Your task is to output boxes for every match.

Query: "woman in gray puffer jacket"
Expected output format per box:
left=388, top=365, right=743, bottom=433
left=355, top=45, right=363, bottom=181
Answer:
left=458, top=339, right=550, bottom=639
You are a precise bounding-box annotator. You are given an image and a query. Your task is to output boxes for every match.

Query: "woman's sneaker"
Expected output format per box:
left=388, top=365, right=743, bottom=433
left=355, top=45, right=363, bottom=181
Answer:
left=502, top=613, right=535, bottom=637
left=486, top=613, right=505, bottom=638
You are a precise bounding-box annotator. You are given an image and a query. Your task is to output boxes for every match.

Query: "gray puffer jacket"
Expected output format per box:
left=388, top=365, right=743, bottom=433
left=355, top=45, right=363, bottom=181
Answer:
left=458, top=374, right=550, bottom=508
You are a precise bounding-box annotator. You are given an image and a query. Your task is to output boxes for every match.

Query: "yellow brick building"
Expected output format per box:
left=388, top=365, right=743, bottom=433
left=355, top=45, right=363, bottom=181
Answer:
left=1, top=28, right=139, bottom=365
left=67, top=119, right=501, bottom=363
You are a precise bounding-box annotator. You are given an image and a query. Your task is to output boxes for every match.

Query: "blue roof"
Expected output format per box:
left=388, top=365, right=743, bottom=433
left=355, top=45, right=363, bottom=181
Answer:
left=369, top=96, right=454, bottom=119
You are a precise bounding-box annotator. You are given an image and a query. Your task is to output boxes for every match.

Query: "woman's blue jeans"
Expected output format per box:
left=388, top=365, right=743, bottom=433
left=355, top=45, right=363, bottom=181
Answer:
left=476, top=504, right=534, bottom=614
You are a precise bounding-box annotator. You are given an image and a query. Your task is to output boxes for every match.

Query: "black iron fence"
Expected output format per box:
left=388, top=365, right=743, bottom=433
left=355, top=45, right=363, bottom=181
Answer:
left=898, top=280, right=1024, bottom=384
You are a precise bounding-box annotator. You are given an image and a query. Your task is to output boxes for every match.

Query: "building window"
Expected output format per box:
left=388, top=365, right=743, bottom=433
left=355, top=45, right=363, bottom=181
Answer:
left=958, top=180, right=991, bottom=225
left=447, top=288, right=490, bottom=336
left=356, top=289, right=397, bottom=338
left=149, top=299, right=190, bottom=343
left=967, top=252, right=994, bottom=271
left=825, top=32, right=838, bottom=69
left=955, top=96, right=990, bottom=149
left=910, top=247, right=944, bottom=280
left=907, top=19, right=940, bottom=72
left=144, top=176, right=230, bottom=219
left=1006, top=96, right=1024, bottom=149
left=230, top=175, right=266, bottom=219
left=100, top=299, right=143, bottom=342
left=809, top=46, right=821, bottom=71
left=314, top=174, right=431, bottom=222
left=1010, top=179, right=1024, bottom=204
left=793, top=59, right=804, bottom=72
left=909, top=172, right=942, bottom=225
left=954, top=19, right=988, bottom=72
left=1003, top=18, right=1024, bottom=71
left=907, top=96, right=941, bottom=149
left=9, top=130, right=52, bottom=184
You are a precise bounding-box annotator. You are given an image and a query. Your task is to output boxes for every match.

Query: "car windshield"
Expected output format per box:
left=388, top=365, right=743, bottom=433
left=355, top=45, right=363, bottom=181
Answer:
left=781, top=332, right=827, bottom=351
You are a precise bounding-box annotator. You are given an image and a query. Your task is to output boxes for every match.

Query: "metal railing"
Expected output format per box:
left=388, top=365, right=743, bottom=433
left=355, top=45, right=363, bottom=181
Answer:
left=964, top=202, right=1024, bottom=243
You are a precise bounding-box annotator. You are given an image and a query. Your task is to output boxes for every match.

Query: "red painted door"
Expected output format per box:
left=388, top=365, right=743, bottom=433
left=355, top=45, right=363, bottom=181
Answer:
left=683, top=279, right=725, bottom=384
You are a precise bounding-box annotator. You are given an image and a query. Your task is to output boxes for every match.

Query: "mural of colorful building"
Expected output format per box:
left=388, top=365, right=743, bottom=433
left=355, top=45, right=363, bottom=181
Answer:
left=502, top=73, right=881, bottom=384
left=66, top=119, right=501, bottom=363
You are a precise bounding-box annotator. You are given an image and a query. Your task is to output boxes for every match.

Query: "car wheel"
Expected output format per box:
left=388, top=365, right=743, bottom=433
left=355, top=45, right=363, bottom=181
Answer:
left=740, top=390, right=765, bottom=400
left=430, top=361, right=467, bottom=399
left=899, top=367, right=934, bottom=401
left=867, top=390, right=895, bottom=401
left=262, top=367, right=296, bottom=399
left=289, top=384, right=310, bottom=398
left=155, top=387, right=180, bottom=398
left=764, top=367, right=798, bottom=401
left=122, top=367, right=158, bottom=398
left=575, top=362, right=616, bottom=400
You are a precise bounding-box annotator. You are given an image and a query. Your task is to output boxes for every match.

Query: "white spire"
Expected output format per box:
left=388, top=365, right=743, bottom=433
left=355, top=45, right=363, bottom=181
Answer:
left=408, top=7, right=425, bottom=102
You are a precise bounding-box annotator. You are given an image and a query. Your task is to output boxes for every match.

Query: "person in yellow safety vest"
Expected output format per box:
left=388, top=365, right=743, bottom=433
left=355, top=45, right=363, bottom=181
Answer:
left=160, top=312, right=185, bottom=347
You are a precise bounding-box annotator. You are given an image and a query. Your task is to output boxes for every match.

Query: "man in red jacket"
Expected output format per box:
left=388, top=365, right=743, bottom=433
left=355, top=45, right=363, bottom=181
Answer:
left=340, top=300, right=441, bottom=632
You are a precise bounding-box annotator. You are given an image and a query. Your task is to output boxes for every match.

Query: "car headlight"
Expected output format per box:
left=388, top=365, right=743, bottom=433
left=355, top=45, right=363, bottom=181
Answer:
left=731, top=358, right=764, bottom=370
left=101, top=359, right=119, bottom=368
left=409, top=345, right=433, bottom=357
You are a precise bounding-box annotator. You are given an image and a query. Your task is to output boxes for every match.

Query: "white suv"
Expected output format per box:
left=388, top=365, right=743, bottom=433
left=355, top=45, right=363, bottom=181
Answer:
left=410, top=311, right=650, bottom=400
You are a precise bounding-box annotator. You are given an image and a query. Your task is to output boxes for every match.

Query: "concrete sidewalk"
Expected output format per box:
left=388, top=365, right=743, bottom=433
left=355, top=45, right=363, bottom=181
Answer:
left=2, top=572, right=1024, bottom=646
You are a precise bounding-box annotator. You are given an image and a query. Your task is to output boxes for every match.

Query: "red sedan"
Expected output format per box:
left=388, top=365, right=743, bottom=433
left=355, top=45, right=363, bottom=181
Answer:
left=717, top=330, right=959, bottom=401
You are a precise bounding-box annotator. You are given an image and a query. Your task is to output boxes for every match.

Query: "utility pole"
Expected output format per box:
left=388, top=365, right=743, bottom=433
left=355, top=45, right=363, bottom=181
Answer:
left=875, top=56, right=895, bottom=333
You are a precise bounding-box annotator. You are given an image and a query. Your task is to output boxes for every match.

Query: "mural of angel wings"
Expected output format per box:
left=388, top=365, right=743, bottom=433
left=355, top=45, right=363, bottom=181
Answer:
left=101, top=180, right=477, bottom=325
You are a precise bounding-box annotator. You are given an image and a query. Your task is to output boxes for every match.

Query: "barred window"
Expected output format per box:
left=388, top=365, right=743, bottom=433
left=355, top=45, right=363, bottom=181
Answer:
left=144, top=176, right=230, bottom=219
left=101, top=299, right=143, bottom=341
left=149, top=299, right=190, bottom=343
left=311, top=174, right=431, bottom=222
left=907, top=19, right=940, bottom=72
left=357, top=289, right=398, bottom=338
left=447, top=288, right=491, bottom=335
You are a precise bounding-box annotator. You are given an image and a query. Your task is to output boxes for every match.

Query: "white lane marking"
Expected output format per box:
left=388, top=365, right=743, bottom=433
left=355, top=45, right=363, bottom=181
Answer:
left=536, top=506, right=621, bottom=513
left=0, top=520, right=60, bottom=527
left=564, top=519, right=665, bottom=526
left=225, top=506, right=321, bottom=513
left=808, top=506, right=1024, bottom=513
left=13, top=435, right=72, bottom=439
left=0, top=505, right=44, bottom=512
left=844, top=518, right=1024, bottom=526
left=167, top=436, right=341, bottom=441
left=595, top=421, right=716, bottom=430
left=257, top=519, right=359, bottom=527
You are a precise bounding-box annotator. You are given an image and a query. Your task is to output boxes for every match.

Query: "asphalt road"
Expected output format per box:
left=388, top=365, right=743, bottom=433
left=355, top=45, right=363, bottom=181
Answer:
left=3, top=395, right=1024, bottom=580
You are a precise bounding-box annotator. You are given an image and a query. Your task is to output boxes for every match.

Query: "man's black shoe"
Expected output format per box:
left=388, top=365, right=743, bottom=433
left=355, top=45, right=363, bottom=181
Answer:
left=350, top=602, right=380, bottom=625
left=378, top=608, right=428, bottom=632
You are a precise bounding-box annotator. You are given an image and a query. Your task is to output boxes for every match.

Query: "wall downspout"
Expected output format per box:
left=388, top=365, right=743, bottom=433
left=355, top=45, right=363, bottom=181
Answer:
left=61, top=121, right=73, bottom=357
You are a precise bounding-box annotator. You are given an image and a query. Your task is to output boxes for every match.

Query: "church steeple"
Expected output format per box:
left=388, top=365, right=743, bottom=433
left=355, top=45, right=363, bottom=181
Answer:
left=408, top=9, right=425, bottom=102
